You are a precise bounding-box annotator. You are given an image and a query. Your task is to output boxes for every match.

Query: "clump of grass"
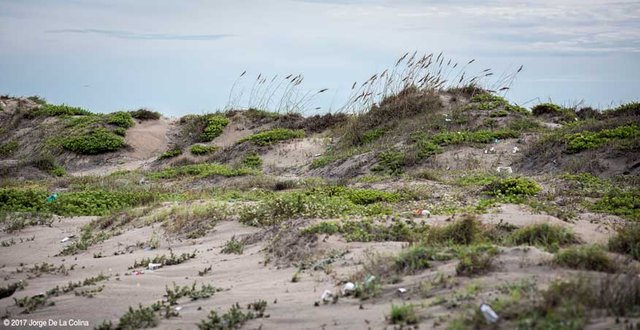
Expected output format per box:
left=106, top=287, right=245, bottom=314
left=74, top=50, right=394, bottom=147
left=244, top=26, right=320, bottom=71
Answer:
left=239, top=128, right=305, bottom=146
left=361, top=128, right=386, bottom=144
left=129, top=108, right=161, bottom=120
left=591, top=188, right=640, bottom=221
left=394, top=245, right=433, bottom=274
left=483, top=177, right=541, bottom=202
left=425, top=214, right=485, bottom=246
left=455, top=245, right=498, bottom=276
left=197, top=302, right=266, bottom=330
left=371, top=149, right=405, bottom=175
left=509, top=223, right=578, bottom=252
left=105, top=304, right=158, bottom=329
left=564, top=124, right=640, bottom=153
left=608, top=222, right=640, bottom=261
left=106, top=111, right=135, bottom=129
left=164, top=282, right=218, bottom=305
left=159, top=148, right=182, bottom=160
left=190, top=144, right=218, bottom=155
left=13, top=294, right=52, bottom=313
left=28, top=103, right=93, bottom=118
left=242, top=153, right=263, bottom=169
left=61, top=128, right=126, bottom=154
left=130, top=250, right=196, bottom=269
left=200, top=115, right=230, bottom=142
left=389, top=304, right=419, bottom=325
left=0, top=140, right=18, bottom=157
left=221, top=236, right=244, bottom=254
left=554, top=245, right=616, bottom=273
left=147, top=163, right=254, bottom=180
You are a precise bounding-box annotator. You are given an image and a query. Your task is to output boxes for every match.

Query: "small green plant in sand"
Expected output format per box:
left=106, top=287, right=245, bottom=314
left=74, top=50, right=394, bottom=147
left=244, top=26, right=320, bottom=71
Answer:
left=239, top=128, right=305, bottom=146
left=190, top=144, right=218, bottom=155
left=554, top=245, right=616, bottom=273
left=221, top=236, right=245, bottom=254
left=389, top=304, right=419, bottom=325
left=159, top=148, right=182, bottom=159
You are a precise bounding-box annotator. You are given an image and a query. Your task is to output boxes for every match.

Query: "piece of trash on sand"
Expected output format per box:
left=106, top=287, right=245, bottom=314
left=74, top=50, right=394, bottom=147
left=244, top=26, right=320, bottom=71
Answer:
left=46, top=193, right=58, bottom=203
left=133, top=271, right=144, bottom=276
left=60, top=235, right=75, bottom=243
left=175, top=306, right=183, bottom=311
left=512, top=146, right=520, bottom=153
left=397, top=288, right=407, bottom=294
left=341, top=282, right=355, bottom=295
left=480, top=303, right=499, bottom=324
left=138, top=177, right=146, bottom=185
left=148, top=263, right=162, bottom=271
left=496, top=166, right=513, bottom=174
left=414, top=209, right=431, bottom=217
left=321, top=289, right=333, bottom=302
left=364, top=275, right=376, bottom=286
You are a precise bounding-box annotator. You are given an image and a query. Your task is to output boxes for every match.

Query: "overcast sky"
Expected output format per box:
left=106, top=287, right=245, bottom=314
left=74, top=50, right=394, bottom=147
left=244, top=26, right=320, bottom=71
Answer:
left=1, top=0, right=638, bottom=116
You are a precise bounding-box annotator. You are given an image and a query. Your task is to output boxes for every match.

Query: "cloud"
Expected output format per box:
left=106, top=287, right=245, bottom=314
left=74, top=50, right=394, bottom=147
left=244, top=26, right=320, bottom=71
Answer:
left=46, top=29, right=234, bottom=41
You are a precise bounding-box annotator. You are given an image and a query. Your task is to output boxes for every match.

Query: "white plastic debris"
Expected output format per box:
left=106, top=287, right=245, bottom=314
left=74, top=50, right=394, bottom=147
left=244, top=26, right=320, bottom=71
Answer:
left=489, top=147, right=496, bottom=153
left=175, top=306, right=183, bottom=311
left=480, top=303, right=499, bottom=324
left=313, top=153, right=323, bottom=157
left=364, top=275, right=376, bottom=286
left=321, top=289, right=333, bottom=302
left=60, top=237, right=70, bottom=243
left=138, top=177, right=146, bottom=185
left=512, top=146, right=520, bottom=153
left=397, top=288, right=407, bottom=294
left=421, top=210, right=431, bottom=216
left=445, top=118, right=452, bottom=122
left=341, top=282, right=355, bottom=295
left=496, top=166, right=513, bottom=174
left=148, top=263, right=163, bottom=270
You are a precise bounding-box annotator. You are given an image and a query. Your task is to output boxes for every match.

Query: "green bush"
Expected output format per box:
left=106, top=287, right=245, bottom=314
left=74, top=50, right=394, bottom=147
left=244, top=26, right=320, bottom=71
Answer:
left=592, top=188, right=640, bottom=220
left=107, top=111, right=135, bottom=128
left=61, top=128, right=126, bottom=154
left=455, top=245, right=498, bottom=276
left=50, top=166, right=66, bottom=177
left=129, top=108, right=161, bottom=120
left=532, top=103, right=563, bottom=116
left=147, top=163, right=253, bottom=180
left=30, top=104, right=93, bottom=117
left=510, top=223, right=577, bottom=252
left=371, top=149, right=405, bottom=175
left=608, top=223, right=640, bottom=261
left=239, top=128, right=305, bottom=146
left=394, top=245, right=432, bottom=274
left=565, top=124, right=640, bottom=153
left=0, top=140, right=18, bottom=157
left=554, top=245, right=616, bottom=272
left=200, top=115, right=230, bottom=142
left=484, top=177, right=541, bottom=202
left=159, top=148, right=182, bottom=160
left=390, top=304, right=418, bottom=325
left=242, top=153, right=263, bottom=169
left=113, top=127, right=127, bottom=136
left=190, top=144, right=218, bottom=155
left=361, top=128, right=386, bottom=144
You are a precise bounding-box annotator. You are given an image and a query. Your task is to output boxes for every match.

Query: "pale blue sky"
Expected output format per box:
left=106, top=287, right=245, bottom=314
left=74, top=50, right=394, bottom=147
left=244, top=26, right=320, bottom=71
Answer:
left=1, top=0, right=638, bottom=116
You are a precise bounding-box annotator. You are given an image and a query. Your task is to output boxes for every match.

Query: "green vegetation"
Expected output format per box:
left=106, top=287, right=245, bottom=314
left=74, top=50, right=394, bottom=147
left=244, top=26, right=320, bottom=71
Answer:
left=147, top=163, right=254, bottom=180
left=198, top=302, right=267, bottom=330
left=221, top=236, right=244, bottom=254
left=28, top=103, right=93, bottom=118
left=129, top=108, right=161, bottom=120
left=371, top=149, right=405, bottom=175
left=361, top=128, right=386, bottom=144
left=531, top=102, right=576, bottom=122
left=592, top=188, right=640, bottom=220
left=240, top=187, right=407, bottom=226
left=106, top=111, right=135, bottom=129
left=164, top=282, right=218, bottom=305
left=130, top=250, right=196, bottom=269
left=411, top=129, right=520, bottom=160
left=99, top=305, right=158, bottom=329
left=394, top=245, right=433, bottom=274
left=61, top=128, right=126, bottom=154
left=564, top=124, right=640, bottom=153
left=608, top=222, right=640, bottom=261
left=389, top=304, right=419, bottom=325
left=455, top=245, right=498, bottom=276
left=484, top=177, right=541, bottom=202
left=0, top=188, right=161, bottom=216
left=0, top=140, right=18, bottom=157
left=554, top=245, right=616, bottom=272
left=200, top=115, right=230, bottom=142
left=242, top=153, right=263, bottom=169
left=469, top=93, right=528, bottom=114
left=239, top=128, right=305, bottom=146
left=159, top=148, right=182, bottom=160
left=190, top=144, right=218, bottom=155
left=510, top=223, right=577, bottom=252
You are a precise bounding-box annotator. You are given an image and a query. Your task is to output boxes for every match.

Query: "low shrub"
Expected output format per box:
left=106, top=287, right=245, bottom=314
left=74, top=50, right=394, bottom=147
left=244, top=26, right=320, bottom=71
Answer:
left=242, top=153, right=263, bottom=169
left=554, top=245, right=616, bottom=272
left=510, top=223, right=577, bottom=252
left=0, top=140, right=18, bottom=157
left=389, top=304, right=419, bottom=325
left=565, top=124, right=640, bottom=153
left=106, top=111, right=135, bottom=129
left=200, top=115, right=230, bottom=142
left=61, top=128, right=126, bottom=154
left=159, top=148, right=182, bottom=160
left=129, top=108, right=161, bottom=120
left=29, top=103, right=93, bottom=117
left=608, top=222, right=640, bottom=261
left=371, top=149, right=405, bottom=175
left=455, top=245, right=498, bottom=276
left=239, top=128, right=305, bottom=146
left=190, top=144, right=218, bottom=155
left=484, top=177, right=541, bottom=202
left=147, top=163, right=253, bottom=180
